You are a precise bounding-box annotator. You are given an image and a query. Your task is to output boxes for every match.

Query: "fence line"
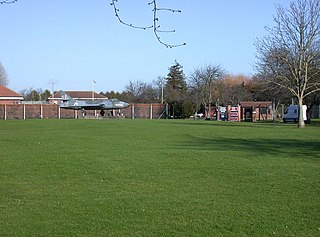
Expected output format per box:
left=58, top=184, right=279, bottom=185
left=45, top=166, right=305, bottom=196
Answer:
left=0, top=104, right=165, bottom=120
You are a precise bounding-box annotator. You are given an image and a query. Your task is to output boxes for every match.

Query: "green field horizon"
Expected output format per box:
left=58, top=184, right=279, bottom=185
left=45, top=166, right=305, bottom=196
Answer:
left=0, top=119, right=319, bottom=236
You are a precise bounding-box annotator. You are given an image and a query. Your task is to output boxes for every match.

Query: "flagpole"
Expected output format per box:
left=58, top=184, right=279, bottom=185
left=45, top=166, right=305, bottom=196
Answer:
left=92, top=80, right=96, bottom=101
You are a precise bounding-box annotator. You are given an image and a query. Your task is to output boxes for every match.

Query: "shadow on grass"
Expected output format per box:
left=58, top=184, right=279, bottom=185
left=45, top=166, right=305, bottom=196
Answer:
left=179, top=119, right=320, bottom=128
left=311, top=119, right=320, bottom=126
left=182, top=135, right=320, bottom=159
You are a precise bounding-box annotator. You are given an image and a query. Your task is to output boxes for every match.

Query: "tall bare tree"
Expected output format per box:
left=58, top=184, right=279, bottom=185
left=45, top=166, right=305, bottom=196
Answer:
left=256, top=0, right=320, bottom=128
left=124, top=80, right=158, bottom=103
left=0, top=62, right=9, bottom=86
left=216, top=74, right=253, bottom=106
left=188, top=65, right=225, bottom=119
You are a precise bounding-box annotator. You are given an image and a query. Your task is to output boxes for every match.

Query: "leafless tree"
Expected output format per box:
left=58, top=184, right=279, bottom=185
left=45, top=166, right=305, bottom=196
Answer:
left=255, top=0, right=320, bottom=128
left=110, top=0, right=186, bottom=48
left=0, top=62, right=9, bottom=86
left=152, top=76, right=165, bottom=103
left=188, top=65, right=225, bottom=119
left=216, top=74, right=253, bottom=106
left=124, top=80, right=158, bottom=103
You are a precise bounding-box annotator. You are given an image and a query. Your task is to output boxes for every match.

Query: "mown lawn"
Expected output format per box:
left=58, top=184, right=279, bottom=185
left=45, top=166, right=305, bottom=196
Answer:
left=0, top=119, right=319, bottom=236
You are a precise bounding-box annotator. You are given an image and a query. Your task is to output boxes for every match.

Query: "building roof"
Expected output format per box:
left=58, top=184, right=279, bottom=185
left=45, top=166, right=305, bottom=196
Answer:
left=0, top=85, right=24, bottom=101
left=240, top=101, right=272, bottom=107
left=50, top=91, right=107, bottom=100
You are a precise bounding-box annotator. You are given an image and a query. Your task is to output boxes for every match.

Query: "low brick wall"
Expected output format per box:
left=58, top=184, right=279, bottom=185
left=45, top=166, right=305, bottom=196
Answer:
left=0, top=104, right=165, bottom=120
left=121, top=103, right=165, bottom=119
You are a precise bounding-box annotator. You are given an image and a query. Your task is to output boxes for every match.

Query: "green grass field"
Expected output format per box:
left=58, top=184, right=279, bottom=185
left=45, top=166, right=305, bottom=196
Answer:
left=0, top=119, right=319, bottom=236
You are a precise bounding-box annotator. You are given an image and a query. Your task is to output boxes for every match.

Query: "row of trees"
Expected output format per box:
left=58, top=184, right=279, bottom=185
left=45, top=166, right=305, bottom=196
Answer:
left=101, top=60, right=319, bottom=120
left=2, top=58, right=317, bottom=121
left=19, top=88, right=52, bottom=101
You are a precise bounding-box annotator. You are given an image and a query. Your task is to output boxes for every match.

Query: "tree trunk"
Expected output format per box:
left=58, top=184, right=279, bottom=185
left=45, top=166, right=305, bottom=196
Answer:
left=207, top=104, right=211, bottom=120
left=298, top=97, right=305, bottom=128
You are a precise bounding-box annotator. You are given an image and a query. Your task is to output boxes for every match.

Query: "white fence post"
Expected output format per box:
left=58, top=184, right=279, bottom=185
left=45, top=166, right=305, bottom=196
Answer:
left=23, top=104, right=26, bottom=120
left=131, top=104, right=135, bottom=119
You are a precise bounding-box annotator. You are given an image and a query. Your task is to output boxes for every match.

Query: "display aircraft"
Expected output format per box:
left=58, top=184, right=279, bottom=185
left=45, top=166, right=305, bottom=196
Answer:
left=59, top=91, right=129, bottom=116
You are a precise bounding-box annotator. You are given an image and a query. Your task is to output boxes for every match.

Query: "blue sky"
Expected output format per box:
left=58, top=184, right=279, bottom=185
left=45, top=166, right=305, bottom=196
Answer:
left=0, top=0, right=290, bottom=93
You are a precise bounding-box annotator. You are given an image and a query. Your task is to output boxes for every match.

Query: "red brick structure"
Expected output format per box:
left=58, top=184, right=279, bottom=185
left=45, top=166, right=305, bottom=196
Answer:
left=0, top=103, right=165, bottom=120
left=0, top=85, right=24, bottom=104
left=239, top=101, right=273, bottom=122
left=121, top=103, right=165, bottom=119
left=48, top=91, right=107, bottom=104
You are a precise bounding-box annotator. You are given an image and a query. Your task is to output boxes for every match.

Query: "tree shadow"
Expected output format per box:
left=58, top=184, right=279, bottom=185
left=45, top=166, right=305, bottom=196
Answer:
left=179, top=120, right=320, bottom=128
left=181, top=135, right=320, bottom=159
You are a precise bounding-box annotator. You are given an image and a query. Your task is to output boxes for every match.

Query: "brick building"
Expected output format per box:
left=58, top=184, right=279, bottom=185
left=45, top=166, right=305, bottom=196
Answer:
left=0, top=85, right=24, bottom=104
left=239, top=101, right=273, bottom=122
left=48, top=91, right=107, bottom=104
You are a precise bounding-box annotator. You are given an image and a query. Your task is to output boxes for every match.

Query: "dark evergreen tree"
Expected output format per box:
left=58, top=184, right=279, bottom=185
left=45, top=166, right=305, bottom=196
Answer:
left=165, top=61, right=189, bottom=118
left=41, top=89, right=52, bottom=101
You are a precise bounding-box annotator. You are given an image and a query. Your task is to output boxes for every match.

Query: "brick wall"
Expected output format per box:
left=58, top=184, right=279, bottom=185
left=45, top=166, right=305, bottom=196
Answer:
left=0, top=104, right=165, bottom=120
left=120, top=104, right=165, bottom=119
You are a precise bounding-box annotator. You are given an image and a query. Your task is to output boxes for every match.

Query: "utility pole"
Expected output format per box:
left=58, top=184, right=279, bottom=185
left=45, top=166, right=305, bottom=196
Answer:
left=49, top=80, right=56, bottom=104
left=161, top=79, right=164, bottom=104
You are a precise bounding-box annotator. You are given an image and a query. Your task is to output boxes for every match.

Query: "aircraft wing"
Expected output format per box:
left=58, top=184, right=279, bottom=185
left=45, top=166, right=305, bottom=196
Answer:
left=60, top=98, right=129, bottom=110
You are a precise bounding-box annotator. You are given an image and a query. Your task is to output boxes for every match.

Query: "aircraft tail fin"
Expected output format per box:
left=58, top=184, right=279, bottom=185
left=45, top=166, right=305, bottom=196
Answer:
left=60, top=90, right=74, bottom=103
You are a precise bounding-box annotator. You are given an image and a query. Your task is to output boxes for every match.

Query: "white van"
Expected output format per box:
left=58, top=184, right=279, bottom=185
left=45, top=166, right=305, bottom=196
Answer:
left=283, top=105, right=307, bottom=123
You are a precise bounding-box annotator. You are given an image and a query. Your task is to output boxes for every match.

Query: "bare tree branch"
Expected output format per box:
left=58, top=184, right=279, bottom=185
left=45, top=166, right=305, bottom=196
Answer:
left=110, top=0, right=153, bottom=30
left=2, top=0, right=185, bottom=47
left=110, top=0, right=186, bottom=48
left=0, top=0, right=17, bottom=4
left=0, top=62, right=9, bottom=86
